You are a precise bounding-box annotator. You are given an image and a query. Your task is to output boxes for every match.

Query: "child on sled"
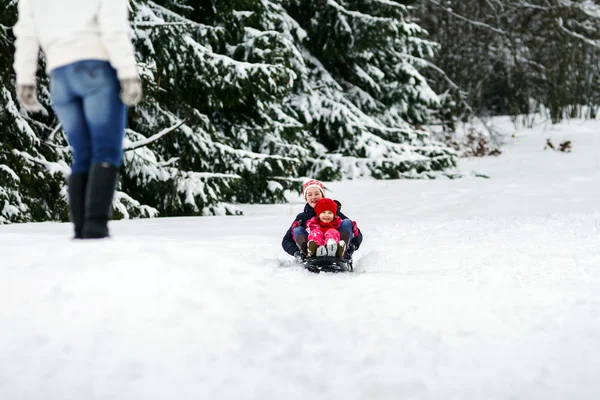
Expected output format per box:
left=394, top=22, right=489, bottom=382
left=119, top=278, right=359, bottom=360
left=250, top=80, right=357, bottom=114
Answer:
left=281, top=179, right=363, bottom=261
left=306, top=198, right=346, bottom=257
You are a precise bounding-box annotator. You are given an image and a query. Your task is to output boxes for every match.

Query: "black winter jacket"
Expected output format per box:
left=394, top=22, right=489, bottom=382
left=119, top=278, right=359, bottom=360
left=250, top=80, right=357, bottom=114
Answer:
left=281, top=200, right=363, bottom=256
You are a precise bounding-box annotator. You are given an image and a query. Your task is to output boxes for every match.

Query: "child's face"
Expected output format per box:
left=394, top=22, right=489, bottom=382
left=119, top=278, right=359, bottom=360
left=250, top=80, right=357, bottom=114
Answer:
left=306, top=189, right=323, bottom=208
left=319, top=210, right=335, bottom=223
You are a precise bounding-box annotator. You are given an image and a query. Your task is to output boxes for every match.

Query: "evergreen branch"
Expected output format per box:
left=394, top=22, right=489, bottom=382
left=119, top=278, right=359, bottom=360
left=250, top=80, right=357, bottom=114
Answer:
left=372, top=0, right=408, bottom=10
left=129, top=149, right=179, bottom=168
left=41, top=141, right=68, bottom=151
left=124, top=119, right=187, bottom=152
left=168, top=168, right=241, bottom=180
left=133, top=22, right=191, bottom=28
left=0, top=164, right=20, bottom=181
left=212, top=141, right=299, bottom=162
left=12, top=149, right=70, bottom=176
left=19, top=117, right=59, bottom=141
left=183, top=36, right=290, bottom=75
left=326, top=0, right=396, bottom=23
left=160, top=157, right=179, bottom=167
left=233, top=123, right=304, bottom=131
left=242, top=28, right=306, bottom=69
left=146, top=1, right=224, bottom=33
left=46, top=123, right=62, bottom=142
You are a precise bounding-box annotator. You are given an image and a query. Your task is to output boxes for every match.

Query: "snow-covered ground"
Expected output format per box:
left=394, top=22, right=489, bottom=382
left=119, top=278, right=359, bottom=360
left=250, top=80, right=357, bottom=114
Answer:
left=2, top=117, right=600, bottom=399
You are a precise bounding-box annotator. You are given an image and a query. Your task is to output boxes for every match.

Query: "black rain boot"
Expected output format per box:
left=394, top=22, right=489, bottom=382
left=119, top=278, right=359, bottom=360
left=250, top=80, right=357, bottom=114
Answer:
left=295, top=234, right=308, bottom=256
left=67, top=172, right=88, bottom=239
left=82, top=162, right=119, bottom=239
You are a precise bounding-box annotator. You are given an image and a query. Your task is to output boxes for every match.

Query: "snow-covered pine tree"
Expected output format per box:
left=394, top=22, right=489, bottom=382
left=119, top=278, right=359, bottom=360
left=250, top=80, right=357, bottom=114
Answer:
left=0, top=0, right=68, bottom=223
left=0, top=0, right=457, bottom=224
left=123, top=0, right=304, bottom=215
left=0, top=0, right=164, bottom=223
left=279, top=0, right=457, bottom=179
left=0, top=0, right=303, bottom=223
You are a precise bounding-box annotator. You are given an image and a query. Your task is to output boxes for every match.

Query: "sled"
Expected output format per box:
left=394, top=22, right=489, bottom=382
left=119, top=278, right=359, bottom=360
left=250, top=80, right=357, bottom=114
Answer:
left=302, top=256, right=353, bottom=273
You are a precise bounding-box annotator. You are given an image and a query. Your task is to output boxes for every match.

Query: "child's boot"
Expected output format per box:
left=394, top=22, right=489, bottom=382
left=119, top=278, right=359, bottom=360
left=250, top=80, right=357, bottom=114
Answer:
left=307, top=240, right=318, bottom=257
left=326, top=238, right=337, bottom=257
left=336, top=240, right=346, bottom=258
left=316, top=245, right=327, bottom=257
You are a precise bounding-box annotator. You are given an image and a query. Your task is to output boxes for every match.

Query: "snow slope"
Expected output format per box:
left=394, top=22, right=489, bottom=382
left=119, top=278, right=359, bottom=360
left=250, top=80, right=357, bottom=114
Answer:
left=2, top=118, right=600, bottom=399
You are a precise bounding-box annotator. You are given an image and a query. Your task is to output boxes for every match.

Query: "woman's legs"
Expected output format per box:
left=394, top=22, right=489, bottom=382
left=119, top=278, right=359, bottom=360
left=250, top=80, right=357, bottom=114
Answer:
left=79, top=63, right=125, bottom=238
left=51, top=60, right=127, bottom=238
left=77, top=63, right=126, bottom=167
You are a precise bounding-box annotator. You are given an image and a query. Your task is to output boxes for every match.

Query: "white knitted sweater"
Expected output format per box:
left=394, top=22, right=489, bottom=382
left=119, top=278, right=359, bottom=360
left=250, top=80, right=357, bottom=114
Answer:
left=13, top=0, right=138, bottom=85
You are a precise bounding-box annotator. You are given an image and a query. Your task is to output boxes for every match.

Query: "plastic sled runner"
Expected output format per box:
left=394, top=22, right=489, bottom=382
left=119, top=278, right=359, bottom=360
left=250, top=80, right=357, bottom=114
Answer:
left=303, top=256, right=353, bottom=273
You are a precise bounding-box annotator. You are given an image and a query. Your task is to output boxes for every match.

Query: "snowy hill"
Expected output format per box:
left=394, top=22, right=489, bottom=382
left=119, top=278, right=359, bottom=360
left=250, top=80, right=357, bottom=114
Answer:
left=2, top=118, right=600, bottom=399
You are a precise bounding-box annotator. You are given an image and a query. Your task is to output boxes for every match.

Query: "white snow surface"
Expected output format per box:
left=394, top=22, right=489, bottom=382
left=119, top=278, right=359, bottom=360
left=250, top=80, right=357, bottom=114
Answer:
left=2, top=118, right=600, bottom=399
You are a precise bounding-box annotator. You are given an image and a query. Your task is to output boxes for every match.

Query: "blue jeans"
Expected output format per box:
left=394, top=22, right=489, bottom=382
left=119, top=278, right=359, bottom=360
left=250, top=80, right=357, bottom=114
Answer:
left=294, top=218, right=354, bottom=242
left=50, top=60, right=127, bottom=174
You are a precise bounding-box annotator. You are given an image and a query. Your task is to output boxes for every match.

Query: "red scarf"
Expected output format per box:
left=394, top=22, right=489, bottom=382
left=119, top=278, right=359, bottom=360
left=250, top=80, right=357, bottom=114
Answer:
left=307, top=216, right=341, bottom=233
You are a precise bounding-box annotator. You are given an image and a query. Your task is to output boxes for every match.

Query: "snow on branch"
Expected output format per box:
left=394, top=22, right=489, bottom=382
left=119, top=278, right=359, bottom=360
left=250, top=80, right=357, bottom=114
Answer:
left=372, top=0, right=407, bottom=10
left=243, top=27, right=306, bottom=70
left=124, top=119, right=187, bottom=152
left=0, top=165, right=20, bottom=182
left=233, top=123, right=303, bottom=131
left=326, top=0, right=396, bottom=23
left=46, top=123, right=62, bottom=142
left=11, top=149, right=70, bottom=177
left=113, top=191, right=159, bottom=219
left=183, top=36, right=282, bottom=73
left=212, top=141, right=299, bottom=162
left=145, top=0, right=223, bottom=33
left=133, top=21, right=192, bottom=28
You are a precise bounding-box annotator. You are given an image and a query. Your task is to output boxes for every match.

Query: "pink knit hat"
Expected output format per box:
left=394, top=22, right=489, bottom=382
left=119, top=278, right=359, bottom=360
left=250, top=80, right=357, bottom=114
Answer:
left=302, top=179, right=325, bottom=200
